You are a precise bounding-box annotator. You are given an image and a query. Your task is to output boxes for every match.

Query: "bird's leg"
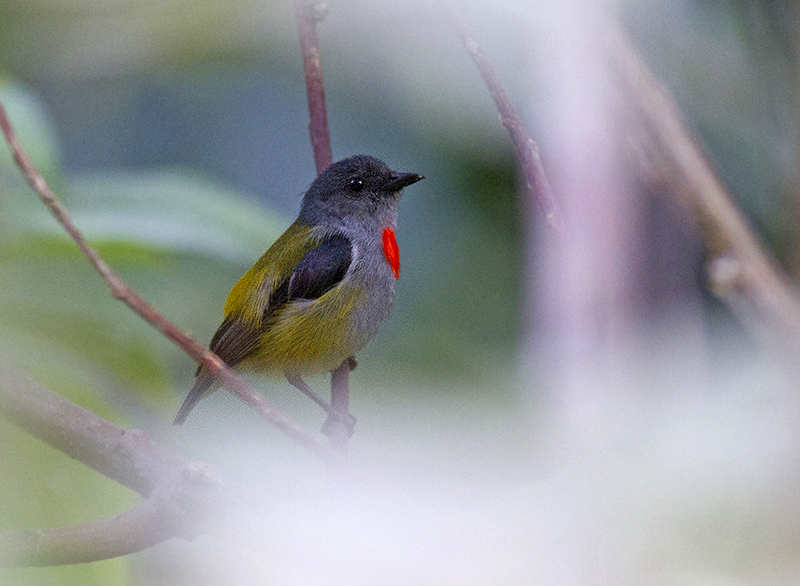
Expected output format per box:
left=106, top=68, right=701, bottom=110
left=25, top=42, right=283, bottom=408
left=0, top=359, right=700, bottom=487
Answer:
left=286, top=373, right=330, bottom=410
left=285, top=373, right=356, bottom=431
left=347, top=356, right=357, bottom=371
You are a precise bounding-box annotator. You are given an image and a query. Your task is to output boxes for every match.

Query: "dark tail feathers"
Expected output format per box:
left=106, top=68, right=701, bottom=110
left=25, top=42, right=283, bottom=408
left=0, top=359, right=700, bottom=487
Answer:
left=173, top=373, right=216, bottom=425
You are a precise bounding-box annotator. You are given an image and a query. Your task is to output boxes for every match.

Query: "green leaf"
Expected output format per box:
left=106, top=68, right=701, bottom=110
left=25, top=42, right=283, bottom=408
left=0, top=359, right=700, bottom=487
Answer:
left=66, top=169, right=286, bottom=263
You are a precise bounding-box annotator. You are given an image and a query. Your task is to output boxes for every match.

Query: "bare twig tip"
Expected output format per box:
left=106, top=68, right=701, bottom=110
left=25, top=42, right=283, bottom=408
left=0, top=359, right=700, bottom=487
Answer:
left=441, top=0, right=563, bottom=231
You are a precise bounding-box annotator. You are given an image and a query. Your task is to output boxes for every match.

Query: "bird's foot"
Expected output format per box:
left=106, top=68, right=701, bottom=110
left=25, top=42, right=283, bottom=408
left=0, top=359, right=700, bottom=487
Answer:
left=287, top=373, right=357, bottom=437
left=321, top=409, right=357, bottom=438
left=287, top=373, right=330, bottom=411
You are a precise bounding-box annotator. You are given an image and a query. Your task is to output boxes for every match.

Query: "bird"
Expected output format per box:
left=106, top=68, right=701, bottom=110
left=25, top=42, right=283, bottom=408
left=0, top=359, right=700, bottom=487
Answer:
left=174, top=154, right=423, bottom=426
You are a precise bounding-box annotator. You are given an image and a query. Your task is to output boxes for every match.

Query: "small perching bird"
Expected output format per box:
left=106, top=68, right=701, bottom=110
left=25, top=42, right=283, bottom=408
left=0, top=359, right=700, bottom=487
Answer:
left=174, top=155, right=423, bottom=426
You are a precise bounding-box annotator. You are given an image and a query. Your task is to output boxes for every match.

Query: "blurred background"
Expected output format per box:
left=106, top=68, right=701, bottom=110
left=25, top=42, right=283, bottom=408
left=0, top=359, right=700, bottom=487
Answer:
left=2, top=0, right=800, bottom=584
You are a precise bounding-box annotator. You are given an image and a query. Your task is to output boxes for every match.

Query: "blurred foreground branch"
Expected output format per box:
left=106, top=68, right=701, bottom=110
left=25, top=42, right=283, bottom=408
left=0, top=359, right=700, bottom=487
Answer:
left=1, top=495, right=178, bottom=566
left=0, top=360, right=226, bottom=566
left=607, top=24, right=800, bottom=359
left=0, top=102, right=344, bottom=471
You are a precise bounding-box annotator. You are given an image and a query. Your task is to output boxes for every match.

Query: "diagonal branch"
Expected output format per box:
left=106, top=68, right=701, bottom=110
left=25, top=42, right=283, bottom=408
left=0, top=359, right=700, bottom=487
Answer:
left=0, top=102, right=345, bottom=472
left=440, top=0, right=563, bottom=232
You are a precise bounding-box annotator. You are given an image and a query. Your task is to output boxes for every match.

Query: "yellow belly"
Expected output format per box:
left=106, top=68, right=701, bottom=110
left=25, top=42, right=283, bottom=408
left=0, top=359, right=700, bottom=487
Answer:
left=245, top=282, right=363, bottom=376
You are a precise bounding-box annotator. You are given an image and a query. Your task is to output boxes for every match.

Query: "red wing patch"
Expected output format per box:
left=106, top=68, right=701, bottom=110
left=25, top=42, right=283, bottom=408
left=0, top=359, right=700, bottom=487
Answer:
left=382, top=227, right=400, bottom=279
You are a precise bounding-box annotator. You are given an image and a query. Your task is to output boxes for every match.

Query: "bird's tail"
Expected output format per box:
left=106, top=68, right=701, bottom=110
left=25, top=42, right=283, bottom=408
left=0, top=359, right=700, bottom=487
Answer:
left=173, top=371, right=217, bottom=425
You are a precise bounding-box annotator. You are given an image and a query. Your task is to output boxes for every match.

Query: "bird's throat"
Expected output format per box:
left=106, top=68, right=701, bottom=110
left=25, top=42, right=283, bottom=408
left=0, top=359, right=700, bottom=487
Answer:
left=382, top=227, right=400, bottom=279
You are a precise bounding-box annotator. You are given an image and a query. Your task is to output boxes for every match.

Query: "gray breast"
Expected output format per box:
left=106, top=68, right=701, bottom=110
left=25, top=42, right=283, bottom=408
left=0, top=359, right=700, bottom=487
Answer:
left=343, top=234, right=397, bottom=352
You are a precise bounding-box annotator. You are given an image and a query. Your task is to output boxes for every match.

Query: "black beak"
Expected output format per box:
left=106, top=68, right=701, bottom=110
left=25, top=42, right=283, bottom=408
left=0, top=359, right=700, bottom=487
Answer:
left=384, top=172, right=424, bottom=192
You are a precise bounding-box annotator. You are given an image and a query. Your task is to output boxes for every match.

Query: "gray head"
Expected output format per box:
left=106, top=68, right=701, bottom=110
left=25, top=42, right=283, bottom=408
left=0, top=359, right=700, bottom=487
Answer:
left=299, top=155, right=423, bottom=225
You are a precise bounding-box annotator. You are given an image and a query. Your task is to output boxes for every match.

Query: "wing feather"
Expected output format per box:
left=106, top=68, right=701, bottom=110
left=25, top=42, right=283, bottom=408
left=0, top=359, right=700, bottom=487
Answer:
left=202, top=233, right=352, bottom=370
left=286, top=234, right=352, bottom=302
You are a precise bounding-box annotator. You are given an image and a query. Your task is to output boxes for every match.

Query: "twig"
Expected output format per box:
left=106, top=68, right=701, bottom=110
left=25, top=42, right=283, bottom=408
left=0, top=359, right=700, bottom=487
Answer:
left=0, top=102, right=345, bottom=472
left=294, top=0, right=353, bottom=453
left=439, top=0, right=563, bottom=232
left=605, top=24, right=800, bottom=357
left=295, top=0, right=333, bottom=175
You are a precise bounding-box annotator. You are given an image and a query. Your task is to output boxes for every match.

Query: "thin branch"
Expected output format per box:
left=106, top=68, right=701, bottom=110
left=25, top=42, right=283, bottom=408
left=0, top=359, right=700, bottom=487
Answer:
left=294, top=0, right=353, bottom=453
left=0, top=102, right=345, bottom=472
left=605, top=25, right=800, bottom=354
left=295, top=0, right=333, bottom=175
left=440, top=0, right=563, bottom=232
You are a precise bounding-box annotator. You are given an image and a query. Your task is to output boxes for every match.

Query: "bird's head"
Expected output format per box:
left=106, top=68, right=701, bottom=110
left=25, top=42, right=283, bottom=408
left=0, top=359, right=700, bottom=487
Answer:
left=299, top=155, right=423, bottom=227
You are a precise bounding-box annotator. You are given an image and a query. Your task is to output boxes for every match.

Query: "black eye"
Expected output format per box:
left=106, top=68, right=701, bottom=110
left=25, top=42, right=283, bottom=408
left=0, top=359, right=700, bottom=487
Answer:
left=348, top=177, right=365, bottom=192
